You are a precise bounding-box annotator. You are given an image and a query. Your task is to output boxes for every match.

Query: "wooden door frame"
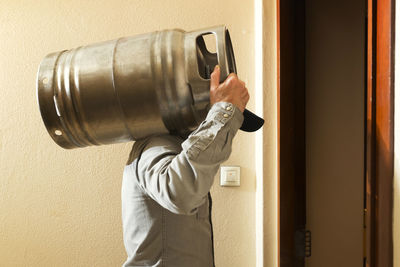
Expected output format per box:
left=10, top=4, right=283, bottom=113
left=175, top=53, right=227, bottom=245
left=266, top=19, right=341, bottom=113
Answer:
left=277, top=0, right=306, bottom=266
left=365, top=0, right=395, bottom=266
left=277, top=0, right=395, bottom=266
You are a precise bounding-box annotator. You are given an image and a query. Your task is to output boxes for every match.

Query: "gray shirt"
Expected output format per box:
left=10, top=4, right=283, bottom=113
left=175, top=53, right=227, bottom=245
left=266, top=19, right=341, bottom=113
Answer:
left=121, top=102, right=244, bottom=267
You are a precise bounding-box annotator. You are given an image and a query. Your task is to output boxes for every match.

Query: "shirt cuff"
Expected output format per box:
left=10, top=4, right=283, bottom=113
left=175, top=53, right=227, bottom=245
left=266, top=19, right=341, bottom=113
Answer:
left=206, top=102, right=244, bottom=131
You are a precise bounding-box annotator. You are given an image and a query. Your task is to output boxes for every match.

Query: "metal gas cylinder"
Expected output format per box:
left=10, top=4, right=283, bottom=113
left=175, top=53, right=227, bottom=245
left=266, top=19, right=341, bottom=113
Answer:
left=36, top=26, right=243, bottom=149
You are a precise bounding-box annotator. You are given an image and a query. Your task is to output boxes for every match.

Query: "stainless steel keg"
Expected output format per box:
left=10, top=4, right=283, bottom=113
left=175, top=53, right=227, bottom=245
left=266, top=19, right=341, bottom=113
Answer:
left=37, top=25, right=262, bottom=149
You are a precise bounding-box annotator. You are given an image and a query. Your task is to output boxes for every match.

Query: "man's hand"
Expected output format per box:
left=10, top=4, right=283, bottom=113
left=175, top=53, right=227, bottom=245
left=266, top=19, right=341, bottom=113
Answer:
left=209, top=65, right=250, bottom=113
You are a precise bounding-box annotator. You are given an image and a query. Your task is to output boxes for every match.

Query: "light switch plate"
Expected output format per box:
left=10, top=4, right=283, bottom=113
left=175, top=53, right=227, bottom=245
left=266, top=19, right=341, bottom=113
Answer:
left=220, top=166, right=240, bottom=187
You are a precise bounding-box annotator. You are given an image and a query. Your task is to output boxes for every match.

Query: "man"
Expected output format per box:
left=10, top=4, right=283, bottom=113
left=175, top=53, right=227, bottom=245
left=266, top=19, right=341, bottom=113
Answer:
left=121, top=65, right=249, bottom=267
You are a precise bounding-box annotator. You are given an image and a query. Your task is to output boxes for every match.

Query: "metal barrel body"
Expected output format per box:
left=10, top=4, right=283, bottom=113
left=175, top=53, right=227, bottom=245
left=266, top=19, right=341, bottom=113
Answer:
left=37, top=26, right=236, bottom=149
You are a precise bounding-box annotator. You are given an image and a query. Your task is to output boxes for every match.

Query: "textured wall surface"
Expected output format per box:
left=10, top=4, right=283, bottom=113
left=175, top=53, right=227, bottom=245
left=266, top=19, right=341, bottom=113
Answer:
left=0, top=0, right=277, bottom=266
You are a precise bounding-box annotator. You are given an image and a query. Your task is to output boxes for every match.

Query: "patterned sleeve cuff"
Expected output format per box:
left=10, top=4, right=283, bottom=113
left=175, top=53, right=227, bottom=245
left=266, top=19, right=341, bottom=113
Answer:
left=206, top=102, right=244, bottom=131
left=181, top=102, right=244, bottom=160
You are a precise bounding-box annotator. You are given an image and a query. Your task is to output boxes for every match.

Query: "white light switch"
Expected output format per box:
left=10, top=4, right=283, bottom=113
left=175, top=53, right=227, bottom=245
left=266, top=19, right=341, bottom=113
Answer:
left=220, top=166, right=240, bottom=187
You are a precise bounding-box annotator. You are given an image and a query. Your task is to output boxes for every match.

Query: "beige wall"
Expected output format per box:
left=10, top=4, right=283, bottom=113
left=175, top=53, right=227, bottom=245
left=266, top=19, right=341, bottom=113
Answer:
left=394, top=0, right=400, bottom=266
left=259, top=0, right=278, bottom=266
left=0, top=1, right=277, bottom=266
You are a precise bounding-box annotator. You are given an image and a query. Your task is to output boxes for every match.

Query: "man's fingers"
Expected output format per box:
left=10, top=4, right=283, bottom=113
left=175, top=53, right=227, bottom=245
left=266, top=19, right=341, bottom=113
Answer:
left=225, top=73, right=238, bottom=84
left=210, top=65, right=220, bottom=91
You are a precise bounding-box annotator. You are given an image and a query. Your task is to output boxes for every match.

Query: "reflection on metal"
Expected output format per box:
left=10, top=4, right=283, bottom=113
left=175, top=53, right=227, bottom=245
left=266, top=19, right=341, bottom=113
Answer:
left=37, top=26, right=236, bottom=149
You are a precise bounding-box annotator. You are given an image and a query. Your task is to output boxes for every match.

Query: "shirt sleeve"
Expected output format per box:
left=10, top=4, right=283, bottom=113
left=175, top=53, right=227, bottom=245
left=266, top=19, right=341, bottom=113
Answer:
left=134, top=102, right=244, bottom=215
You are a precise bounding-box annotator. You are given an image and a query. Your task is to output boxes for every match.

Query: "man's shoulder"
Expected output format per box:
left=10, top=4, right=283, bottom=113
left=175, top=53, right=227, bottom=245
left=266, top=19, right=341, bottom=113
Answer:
left=126, top=134, right=184, bottom=165
left=145, top=134, right=184, bottom=147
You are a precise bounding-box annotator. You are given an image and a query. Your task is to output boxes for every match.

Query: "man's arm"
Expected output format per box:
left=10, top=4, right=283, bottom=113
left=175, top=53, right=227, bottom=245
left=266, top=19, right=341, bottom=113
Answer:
left=133, top=66, right=249, bottom=215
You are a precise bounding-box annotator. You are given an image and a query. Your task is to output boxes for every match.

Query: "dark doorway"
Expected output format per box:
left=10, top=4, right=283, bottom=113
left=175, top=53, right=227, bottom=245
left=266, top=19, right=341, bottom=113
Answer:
left=277, top=0, right=394, bottom=266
